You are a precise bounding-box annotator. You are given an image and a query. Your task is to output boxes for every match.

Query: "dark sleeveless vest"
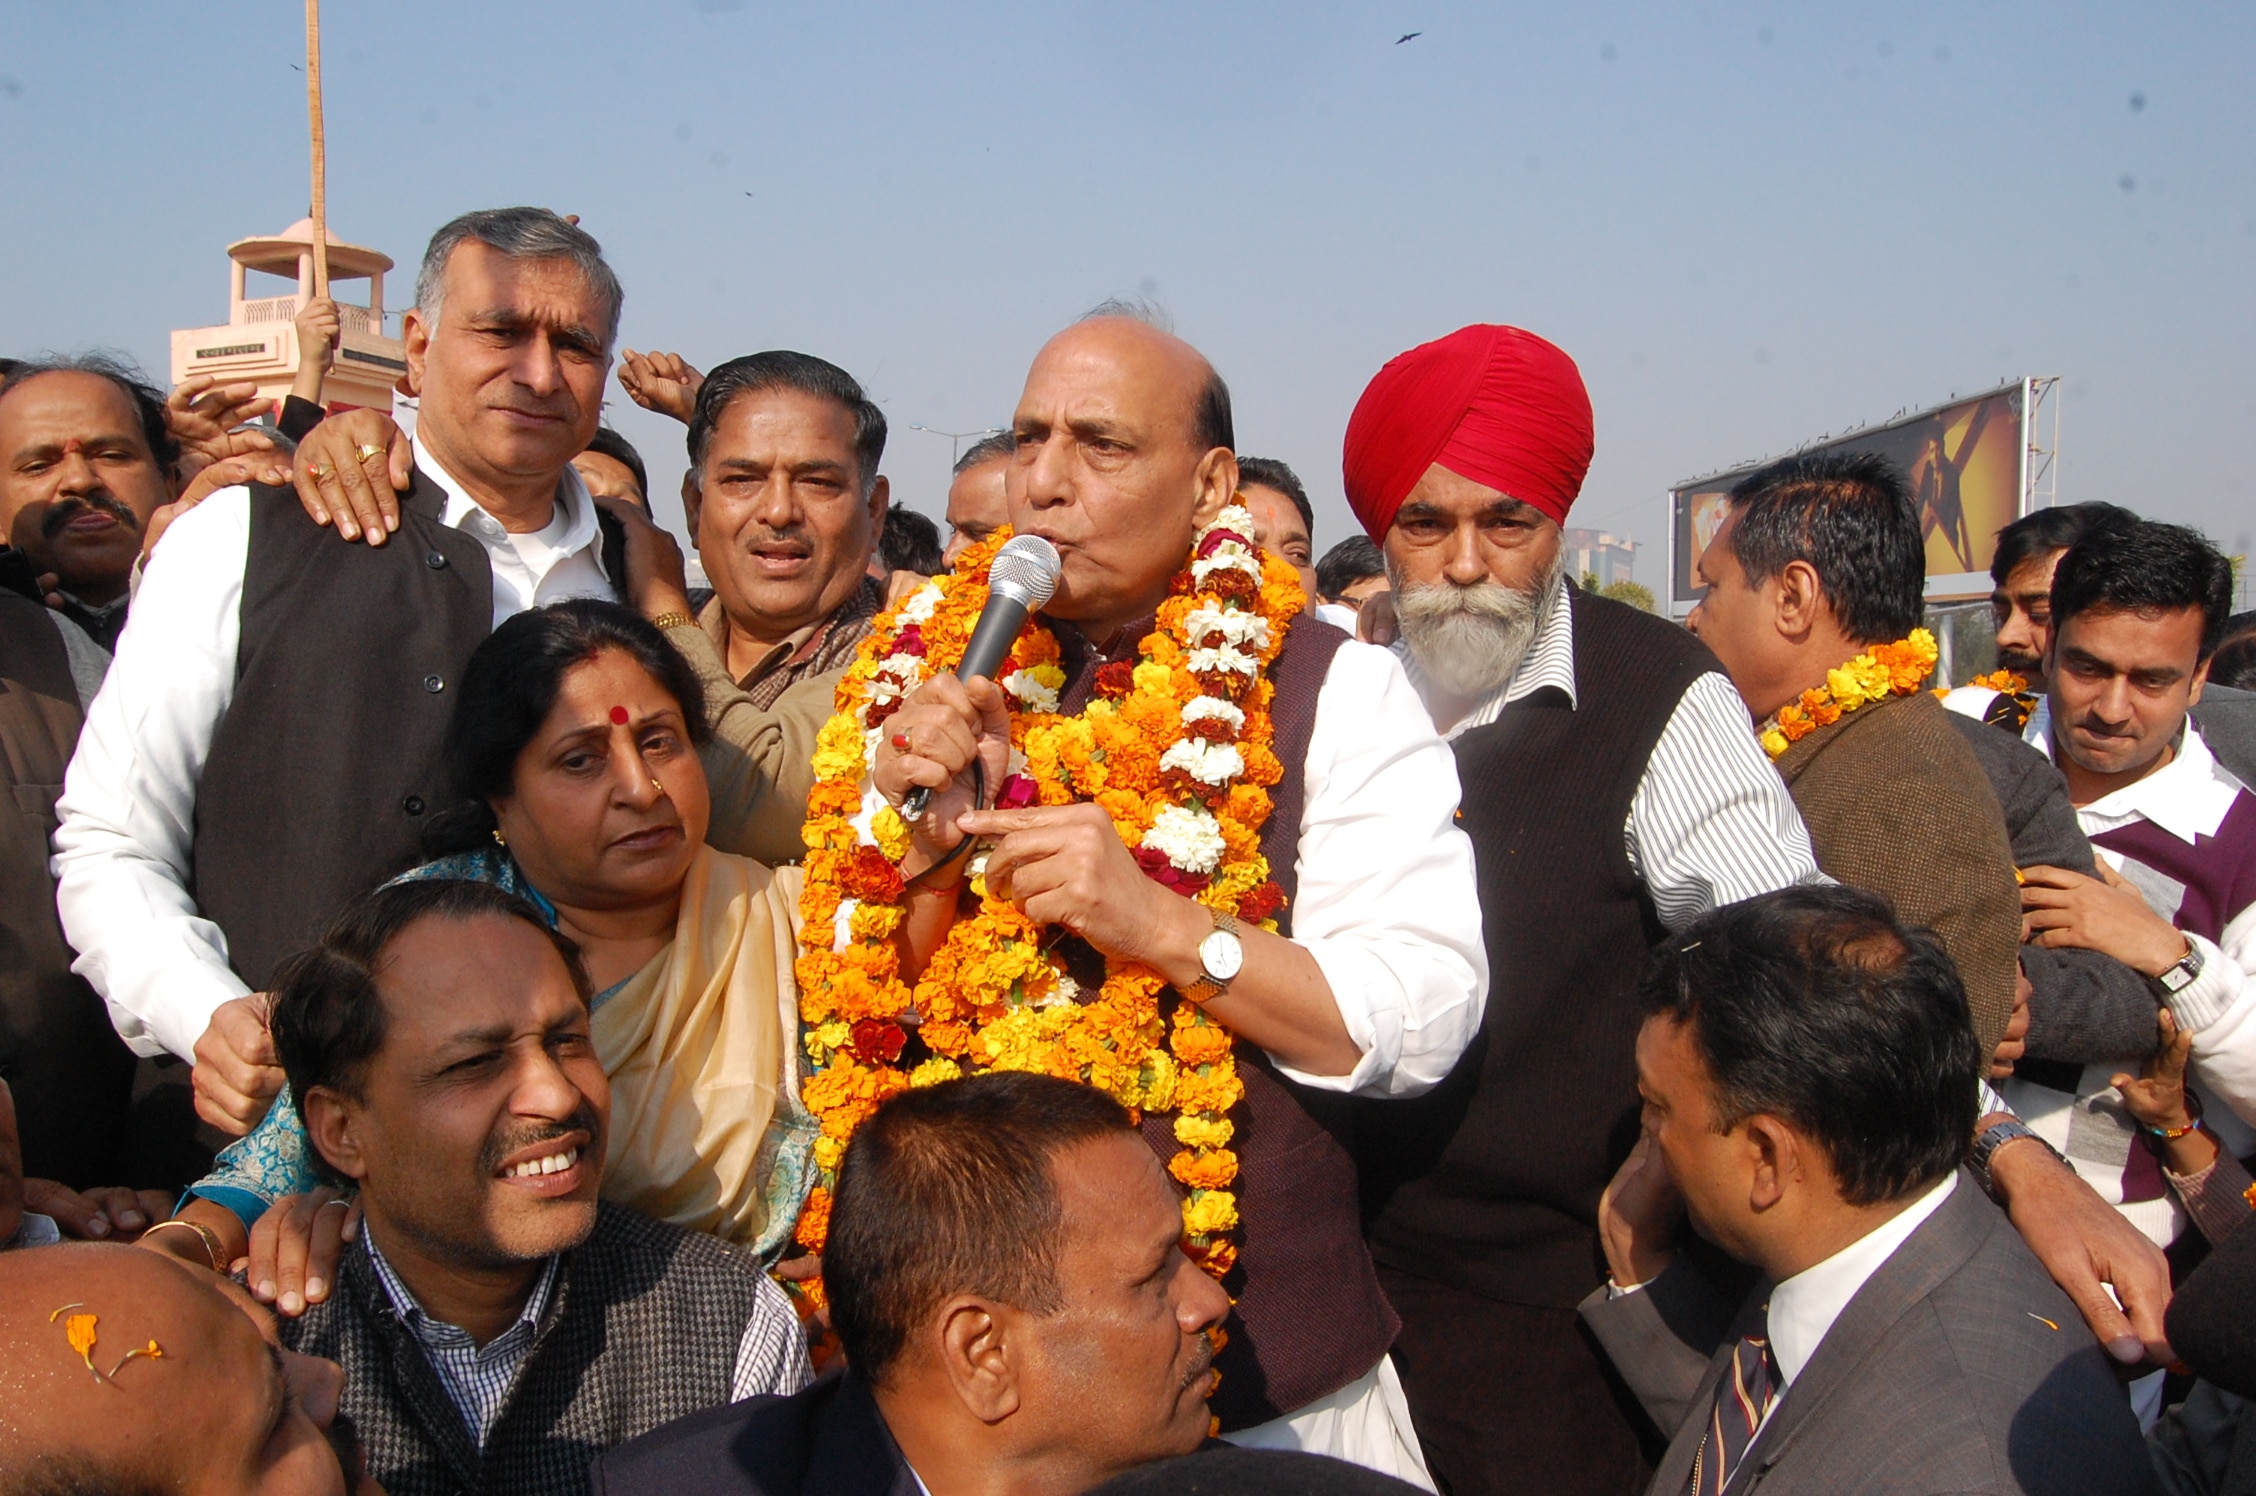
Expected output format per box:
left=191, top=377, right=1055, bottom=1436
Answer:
left=189, top=475, right=623, bottom=990
left=1053, top=611, right=1397, bottom=1429
left=0, top=563, right=136, bottom=1184
left=1356, top=587, right=1719, bottom=1309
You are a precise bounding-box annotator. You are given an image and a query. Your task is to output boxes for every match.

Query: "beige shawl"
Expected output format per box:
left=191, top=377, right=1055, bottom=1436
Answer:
left=591, top=845, right=812, bottom=1254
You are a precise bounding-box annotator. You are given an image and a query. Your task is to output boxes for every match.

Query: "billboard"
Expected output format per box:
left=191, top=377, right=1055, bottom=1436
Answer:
left=1669, top=381, right=2033, bottom=612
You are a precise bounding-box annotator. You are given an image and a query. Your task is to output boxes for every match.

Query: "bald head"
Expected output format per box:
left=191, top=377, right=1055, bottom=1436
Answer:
left=0, top=1244, right=348, bottom=1496
left=1008, top=317, right=1241, bottom=638
left=1043, top=315, right=1232, bottom=457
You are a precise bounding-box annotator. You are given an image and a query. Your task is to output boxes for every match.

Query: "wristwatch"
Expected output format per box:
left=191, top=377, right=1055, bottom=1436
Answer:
left=2155, top=940, right=2206, bottom=995
left=1969, top=1117, right=2064, bottom=1201
left=1179, top=911, right=1245, bottom=1006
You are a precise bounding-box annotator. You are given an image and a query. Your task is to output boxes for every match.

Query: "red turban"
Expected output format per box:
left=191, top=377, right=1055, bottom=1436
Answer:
left=1341, top=324, right=1594, bottom=539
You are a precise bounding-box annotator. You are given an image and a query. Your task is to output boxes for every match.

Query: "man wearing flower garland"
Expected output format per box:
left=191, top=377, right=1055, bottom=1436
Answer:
left=1687, top=448, right=2179, bottom=1387
left=1336, top=323, right=1831, bottom=1496
left=1687, top=450, right=2022, bottom=1055
left=808, top=309, right=1487, bottom=1486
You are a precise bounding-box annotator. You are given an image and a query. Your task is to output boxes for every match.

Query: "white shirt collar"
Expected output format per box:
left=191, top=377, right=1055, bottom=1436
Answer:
left=1765, top=1172, right=1956, bottom=1389
left=2031, top=698, right=2241, bottom=845
left=1394, top=573, right=1577, bottom=741
left=411, top=434, right=601, bottom=560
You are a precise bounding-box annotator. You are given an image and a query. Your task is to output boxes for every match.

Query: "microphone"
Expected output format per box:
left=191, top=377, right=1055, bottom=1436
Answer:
left=901, top=534, right=1062, bottom=820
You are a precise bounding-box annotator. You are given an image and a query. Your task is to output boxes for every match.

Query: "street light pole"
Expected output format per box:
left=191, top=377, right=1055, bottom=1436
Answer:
left=907, top=423, right=1009, bottom=468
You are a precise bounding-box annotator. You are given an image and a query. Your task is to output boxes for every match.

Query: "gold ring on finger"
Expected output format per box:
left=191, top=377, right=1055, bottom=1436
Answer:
left=307, top=462, right=333, bottom=480
left=353, top=444, right=384, bottom=463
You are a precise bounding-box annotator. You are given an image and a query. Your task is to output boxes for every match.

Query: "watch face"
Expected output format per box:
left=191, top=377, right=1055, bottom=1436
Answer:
left=1199, top=928, right=1245, bottom=983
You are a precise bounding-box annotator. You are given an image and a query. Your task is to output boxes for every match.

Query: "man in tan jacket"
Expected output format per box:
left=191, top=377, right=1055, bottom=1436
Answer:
left=1687, top=449, right=2019, bottom=1057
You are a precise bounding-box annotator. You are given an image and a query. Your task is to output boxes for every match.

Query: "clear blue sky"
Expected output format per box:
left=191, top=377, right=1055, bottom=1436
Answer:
left=5, top=2, right=2249, bottom=592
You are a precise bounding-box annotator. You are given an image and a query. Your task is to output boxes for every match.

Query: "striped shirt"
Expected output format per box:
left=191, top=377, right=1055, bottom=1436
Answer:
left=1395, top=577, right=1823, bottom=931
left=363, top=1224, right=811, bottom=1448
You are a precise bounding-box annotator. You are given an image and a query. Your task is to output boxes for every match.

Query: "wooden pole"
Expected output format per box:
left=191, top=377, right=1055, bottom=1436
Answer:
left=306, top=0, right=329, bottom=297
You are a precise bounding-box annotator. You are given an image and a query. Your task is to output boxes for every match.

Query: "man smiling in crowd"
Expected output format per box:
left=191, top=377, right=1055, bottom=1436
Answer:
left=271, top=877, right=807, bottom=1496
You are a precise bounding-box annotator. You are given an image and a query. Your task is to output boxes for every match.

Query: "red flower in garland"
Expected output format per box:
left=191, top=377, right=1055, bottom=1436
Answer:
left=1134, top=845, right=1212, bottom=896
left=839, top=845, right=907, bottom=902
left=1094, top=661, right=1138, bottom=699
left=1236, top=880, right=1285, bottom=923
left=848, top=1019, right=907, bottom=1065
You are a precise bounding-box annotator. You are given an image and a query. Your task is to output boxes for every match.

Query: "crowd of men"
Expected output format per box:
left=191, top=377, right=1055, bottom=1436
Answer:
left=5, top=204, right=2256, bottom=1496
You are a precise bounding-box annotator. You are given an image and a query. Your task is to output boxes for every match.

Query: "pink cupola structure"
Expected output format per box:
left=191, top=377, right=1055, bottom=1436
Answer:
left=169, top=217, right=408, bottom=415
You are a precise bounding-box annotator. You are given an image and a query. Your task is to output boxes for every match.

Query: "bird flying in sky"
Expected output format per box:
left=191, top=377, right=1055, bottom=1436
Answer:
left=1396, top=31, right=1421, bottom=44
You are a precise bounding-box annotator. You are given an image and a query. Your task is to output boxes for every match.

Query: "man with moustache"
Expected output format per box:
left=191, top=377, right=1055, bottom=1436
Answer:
left=595, top=1073, right=1231, bottom=1496
left=0, top=355, right=180, bottom=650
left=1340, top=324, right=1825, bottom=1496
left=0, top=359, right=175, bottom=1188
left=291, top=349, right=884, bottom=869
left=55, top=207, right=629, bottom=1140
left=271, top=877, right=808, bottom=1496
left=869, top=308, right=1486, bottom=1484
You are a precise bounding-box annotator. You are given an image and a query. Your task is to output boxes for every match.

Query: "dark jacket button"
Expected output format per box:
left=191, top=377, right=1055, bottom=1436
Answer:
left=423, top=673, right=445, bottom=693
left=402, top=796, right=425, bottom=815
left=425, top=550, right=448, bottom=569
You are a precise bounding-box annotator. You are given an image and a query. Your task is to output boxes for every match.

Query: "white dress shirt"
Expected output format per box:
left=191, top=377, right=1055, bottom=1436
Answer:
left=1394, top=577, right=1824, bottom=933
left=1744, top=1169, right=1963, bottom=1422
left=53, top=441, right=616, bottom=1060
left=1273, top=640, right=1489, bottom=1098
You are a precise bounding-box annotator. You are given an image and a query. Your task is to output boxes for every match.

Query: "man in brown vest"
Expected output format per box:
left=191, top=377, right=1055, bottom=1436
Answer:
left=870, top=307, right=1487, bottom=1484
left=1686, top=447, right=2178, bottom=1371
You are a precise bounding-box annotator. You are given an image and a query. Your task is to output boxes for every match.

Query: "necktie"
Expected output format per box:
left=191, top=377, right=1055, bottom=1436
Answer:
left=1684, top=1315, right=1780, bottom=1496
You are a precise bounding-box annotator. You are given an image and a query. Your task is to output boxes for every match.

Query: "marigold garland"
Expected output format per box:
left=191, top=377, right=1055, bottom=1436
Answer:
left=794, top=507, right=1303, bottom=1284
left=1932, top=667, right=2036, bottom=732
left=1758, top=628, right=1940, bottom=760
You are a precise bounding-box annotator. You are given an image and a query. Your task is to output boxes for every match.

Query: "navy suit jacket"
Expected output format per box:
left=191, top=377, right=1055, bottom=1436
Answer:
left=591, top=1371, right=918, bottom=1496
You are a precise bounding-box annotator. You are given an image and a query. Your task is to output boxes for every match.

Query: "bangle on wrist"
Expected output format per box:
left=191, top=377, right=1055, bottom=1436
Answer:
left=2142, top=1088, right=2203, bottom=1141
left=141, top=1218, right=227, bottom=1272
left=648, top=609, right=697, bottom=632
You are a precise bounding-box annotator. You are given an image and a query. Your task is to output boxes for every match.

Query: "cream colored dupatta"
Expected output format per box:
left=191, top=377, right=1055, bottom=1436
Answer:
left=590, top=844, right=814, bottom=1257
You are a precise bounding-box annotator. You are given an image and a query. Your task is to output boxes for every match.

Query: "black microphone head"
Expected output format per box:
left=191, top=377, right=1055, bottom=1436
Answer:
left=987, top=534, right=1062, bottom=609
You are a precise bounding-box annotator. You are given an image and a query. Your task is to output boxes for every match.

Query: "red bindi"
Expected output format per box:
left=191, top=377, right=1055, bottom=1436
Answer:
left=609, top=706, right=629, bottom=725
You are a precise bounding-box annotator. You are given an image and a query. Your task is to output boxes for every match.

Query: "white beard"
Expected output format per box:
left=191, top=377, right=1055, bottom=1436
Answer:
left=1392, top=558, right=1560, bottom=701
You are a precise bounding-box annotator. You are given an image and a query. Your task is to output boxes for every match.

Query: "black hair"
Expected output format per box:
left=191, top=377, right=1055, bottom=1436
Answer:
left=268, top=879, right=591, bottom=1183
left=2210, top=636, right=2256, bottom=692
left=1315, top=535, right=1387, bottom=603
left=687, top=350, right=887, bottom=496
left=953, top=431, right=1017, bottom=475
left=826, top=1072, right=1136, bottom=1384
left=1989, top=502, right=2140, bottom=588
left=1638, top=884, right=1980, bottom=1207
left=877, top=504, right=945, bottom=576
left=580, top=426, right=648, bottom=505
left=1, top=1461, right=170, bottom=1496
left=2050, top=518, right=2237, bottom=662
left=423, top=599, right=709, bottom=857
left=1236, top=456, right=1315, bottom=539
left=1726, top=450, right=1924, bottom=643
left=0, top=353, right=182, bottom=473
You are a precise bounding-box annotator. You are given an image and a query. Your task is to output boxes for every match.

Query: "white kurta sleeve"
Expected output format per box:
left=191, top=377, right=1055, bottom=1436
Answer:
left=1268, top=640, right=1487, bottom=1098
left=51, top=489, right=254, bottom=1060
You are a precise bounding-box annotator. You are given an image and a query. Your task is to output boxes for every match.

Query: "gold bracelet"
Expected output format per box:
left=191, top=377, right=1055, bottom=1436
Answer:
left=141, top=1218, right=226, bottom=1272
left=649, top=610, right=697, bottom=632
